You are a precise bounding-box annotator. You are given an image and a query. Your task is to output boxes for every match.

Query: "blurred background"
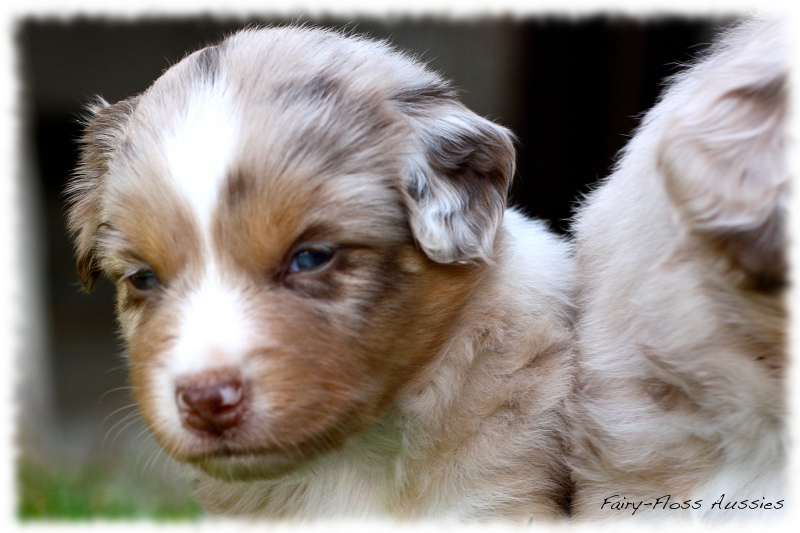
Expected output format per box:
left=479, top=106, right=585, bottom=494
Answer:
left=15, top=13, right=730, bottom=519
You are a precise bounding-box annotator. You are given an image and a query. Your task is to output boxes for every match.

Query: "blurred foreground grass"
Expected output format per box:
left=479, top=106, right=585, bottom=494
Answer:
left=18, top=453, right=204, bottom=521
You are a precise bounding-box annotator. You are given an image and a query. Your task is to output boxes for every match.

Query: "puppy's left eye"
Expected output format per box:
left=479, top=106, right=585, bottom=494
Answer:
left=288, top=248, right=335, bottom=273
left=128, top=270, right=160, bottom=291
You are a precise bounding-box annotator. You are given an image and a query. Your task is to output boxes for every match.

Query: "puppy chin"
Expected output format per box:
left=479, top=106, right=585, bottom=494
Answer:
left=190, top=452, right=304, bottom=481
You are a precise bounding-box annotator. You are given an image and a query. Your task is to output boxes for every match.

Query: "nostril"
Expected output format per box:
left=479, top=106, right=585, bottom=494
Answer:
left=176, top=389, right=192, bottom=411
left=176, top=376, right=245, bottom=435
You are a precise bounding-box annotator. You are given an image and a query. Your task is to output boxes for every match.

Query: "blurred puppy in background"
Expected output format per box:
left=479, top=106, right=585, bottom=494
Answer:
left=569, top=15, right=789, bottom=522
left=66, top=26, right=575, bottom=521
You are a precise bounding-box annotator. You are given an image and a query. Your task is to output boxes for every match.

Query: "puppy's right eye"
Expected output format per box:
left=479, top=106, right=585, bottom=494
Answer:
left=128, top=270, right=160, bottom=291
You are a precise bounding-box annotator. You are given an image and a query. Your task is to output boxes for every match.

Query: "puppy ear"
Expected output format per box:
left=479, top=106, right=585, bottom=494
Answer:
left=66, top=95, right=141, bottom=291
left=394, top=88, right=515, bottom=264
left=657, top=19, right=789, bottom=284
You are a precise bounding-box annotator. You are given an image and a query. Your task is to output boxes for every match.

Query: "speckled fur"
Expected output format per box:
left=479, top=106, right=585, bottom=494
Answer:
left=569, top=16, right=789, bottom=522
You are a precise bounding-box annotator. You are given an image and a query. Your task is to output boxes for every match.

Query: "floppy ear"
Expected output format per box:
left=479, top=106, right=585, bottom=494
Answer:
left=66, top=95, right=141, bottom=291
left=657, top=19, right=789, bottom=284
left=393, top=87, right=516, bottom=264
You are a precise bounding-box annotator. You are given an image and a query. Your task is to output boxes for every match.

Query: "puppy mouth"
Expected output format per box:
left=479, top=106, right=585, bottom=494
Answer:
left=176, top=421, right=341, bottom=480
left=187, top=447, right=307, bottom=480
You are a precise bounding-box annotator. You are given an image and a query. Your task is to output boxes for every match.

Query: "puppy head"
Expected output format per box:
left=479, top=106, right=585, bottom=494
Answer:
left=657, top=16, right=789, bottom=290
left=66, top=27, right=514, bottom=479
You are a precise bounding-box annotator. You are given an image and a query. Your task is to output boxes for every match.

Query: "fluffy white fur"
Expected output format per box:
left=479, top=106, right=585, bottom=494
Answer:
left=569, top=15, right=789, bottom=522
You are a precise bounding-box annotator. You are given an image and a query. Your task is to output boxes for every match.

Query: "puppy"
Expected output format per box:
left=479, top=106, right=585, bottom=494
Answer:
left=66, top=26, right=575, bottom=520
left=569, top=16, right=789, bottom=521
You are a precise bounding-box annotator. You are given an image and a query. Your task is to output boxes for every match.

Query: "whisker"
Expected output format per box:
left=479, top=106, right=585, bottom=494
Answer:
left=98, top=385, right=135, bottom=403
left=143, top=445, right=165, bottom=476
left=99, top=403, right=138, bottom=429
left=103, top=412, right=143, bottom=450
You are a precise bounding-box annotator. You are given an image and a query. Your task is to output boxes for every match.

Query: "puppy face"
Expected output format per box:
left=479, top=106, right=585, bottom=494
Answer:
left=66, top=27, right=515, bottom=479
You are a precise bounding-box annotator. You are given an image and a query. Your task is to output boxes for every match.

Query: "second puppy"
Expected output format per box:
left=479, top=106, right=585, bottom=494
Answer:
left=569, top=16, right=789, bottom=522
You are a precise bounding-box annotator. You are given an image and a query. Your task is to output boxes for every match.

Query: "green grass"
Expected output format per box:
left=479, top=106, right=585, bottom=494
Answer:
left=18, top=454, right=204, bottom=521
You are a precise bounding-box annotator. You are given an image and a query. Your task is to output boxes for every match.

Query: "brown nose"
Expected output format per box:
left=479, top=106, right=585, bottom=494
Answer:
left=176, top=374, right=245, bottom=435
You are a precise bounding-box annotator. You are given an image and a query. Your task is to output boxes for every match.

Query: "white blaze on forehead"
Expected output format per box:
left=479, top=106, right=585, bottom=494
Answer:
left=160, top=82, right=252, bottom=376
left=169, top=264, right=257, bottom=376
left=163, top=82, right=239, bottom=243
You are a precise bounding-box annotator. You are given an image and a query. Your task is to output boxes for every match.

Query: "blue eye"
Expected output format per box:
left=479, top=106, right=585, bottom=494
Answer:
left=129, top=270, right=159, bottom=291
left=289, top=248, right=334, bottom=273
